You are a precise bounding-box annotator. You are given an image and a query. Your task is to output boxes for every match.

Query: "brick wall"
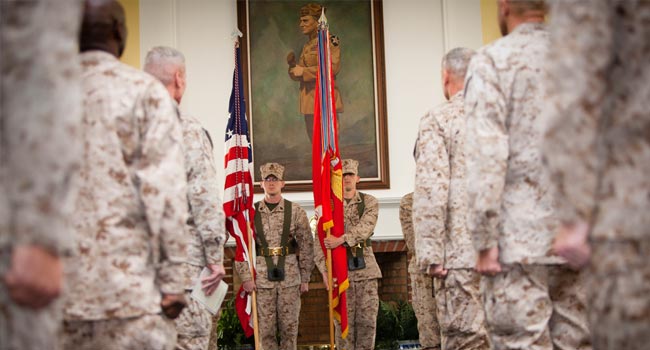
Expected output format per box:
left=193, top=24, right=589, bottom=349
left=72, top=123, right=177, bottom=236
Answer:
left=223, top=239, right=412, bottom=345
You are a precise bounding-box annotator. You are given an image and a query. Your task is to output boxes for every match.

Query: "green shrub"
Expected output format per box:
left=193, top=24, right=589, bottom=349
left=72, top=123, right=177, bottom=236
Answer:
left=375, top=299, right=419, bottom=349
left=217, top=298, right=253, bottom=350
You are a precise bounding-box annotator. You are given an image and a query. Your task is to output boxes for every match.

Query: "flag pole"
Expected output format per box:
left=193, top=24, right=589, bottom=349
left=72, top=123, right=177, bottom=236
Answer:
left=326, top=228, right=336, bottom=350
left=246, top=223, right=261, bottom=350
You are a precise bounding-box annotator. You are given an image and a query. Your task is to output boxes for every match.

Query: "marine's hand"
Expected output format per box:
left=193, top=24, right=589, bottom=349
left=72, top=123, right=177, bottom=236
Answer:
left=242, top=280, right=256, bottom=293
left=201, top=264, right=226, bottom=296
left=427, top=264, right=448, bottom=278
left=324, top=235, right=344, bottom=249
left=321, top=272, right=339, bottom=291
left=321, top=272, right=329, bottom=290
left=287, top=51, right=296, bottom=66
left=291, top=65, right=304, bottom=77
left=3, top=245, right=63, bottom=309
left=553, top=221, right=591, bottom=270
left=161, top=293, right=186, bottom=319
left=475, top=246, right=502, bottom=276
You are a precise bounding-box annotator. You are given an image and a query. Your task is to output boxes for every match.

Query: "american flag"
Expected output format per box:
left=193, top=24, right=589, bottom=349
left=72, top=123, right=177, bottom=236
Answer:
left=223, top=44, right=256, bottom=338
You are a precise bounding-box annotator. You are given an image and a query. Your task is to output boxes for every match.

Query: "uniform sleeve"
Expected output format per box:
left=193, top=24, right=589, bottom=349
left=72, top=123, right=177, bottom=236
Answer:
left=344, top=194, right=378, bottom=246
left=301, top=40, right=340, bottom=83
left=1, top=1, right=83, bottom=255
left=313, top=236, right=326, bottom=276
left=235, top=260, right=252, bottom=283
left=136, top=82, right=189, bottom=294
left=184, top=121, right=227, bottom=265
left=414, top=115, right=448, bottom=268
left=399, top=194, right=415, bottom=252
left=294, top=205, right=314, bottom=283
left=463, top=52, right=509, bottom=252
left=543, top=0, right=611, bottom=225
left=288, top=64, right=300, bottom=82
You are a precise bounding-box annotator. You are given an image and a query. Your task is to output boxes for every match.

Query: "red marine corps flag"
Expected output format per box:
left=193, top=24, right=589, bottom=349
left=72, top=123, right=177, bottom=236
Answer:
left=223, top=42, right=259, bottom=345
left=312, top=9, right=349, bottom=346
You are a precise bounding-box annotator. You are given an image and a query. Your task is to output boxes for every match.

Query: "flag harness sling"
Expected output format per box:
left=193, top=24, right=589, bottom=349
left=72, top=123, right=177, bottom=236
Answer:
left=346, top=193, right=371, bottom=271
left=254, top=200, right=294, bottom=281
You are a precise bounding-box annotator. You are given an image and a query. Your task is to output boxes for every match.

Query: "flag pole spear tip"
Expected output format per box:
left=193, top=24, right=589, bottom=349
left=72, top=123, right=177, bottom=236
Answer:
left=318, top=7, right=327, bottom=25
left=231, top=28, right=243, bottom=44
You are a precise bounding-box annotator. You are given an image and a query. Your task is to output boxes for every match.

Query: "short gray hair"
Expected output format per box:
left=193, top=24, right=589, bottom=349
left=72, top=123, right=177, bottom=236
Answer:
left=442, top=47, right=476, bottom=81
left=143, top=46, right=186, bottom=86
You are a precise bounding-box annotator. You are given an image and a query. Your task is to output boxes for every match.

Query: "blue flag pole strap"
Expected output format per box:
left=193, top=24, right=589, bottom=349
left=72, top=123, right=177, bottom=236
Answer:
left=317, top=28, right=328, bottom=154
left=317, top=26, right=338, bottom=156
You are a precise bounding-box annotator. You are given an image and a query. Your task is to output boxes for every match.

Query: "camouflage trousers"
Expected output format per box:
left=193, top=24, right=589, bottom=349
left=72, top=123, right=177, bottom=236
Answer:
left=411, top=273, right=441, bottom=349
left=62, top=313, right=177, bottom=350
left=482, top=264, right=591, bottom=350
left=175, top=290, right=213, bottom=350
left=588, top=240, right=650, bottom=350
left=335, top=278, right=379, bottom=350
left=433, top=269, right=489, bottom=350
left=0, top=250, right=62, bottom=350
left=256, top=284, right=301, bottom=350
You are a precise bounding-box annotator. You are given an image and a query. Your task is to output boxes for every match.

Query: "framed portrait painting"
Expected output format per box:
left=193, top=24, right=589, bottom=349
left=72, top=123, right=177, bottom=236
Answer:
left=237, top=0, right=389, bottom=192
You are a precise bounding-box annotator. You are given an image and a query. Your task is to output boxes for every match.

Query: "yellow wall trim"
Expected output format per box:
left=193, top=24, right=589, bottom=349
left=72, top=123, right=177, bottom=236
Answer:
left=480, top=0, right=501, bottom=45
left=118, top=0, right=140, bottom=68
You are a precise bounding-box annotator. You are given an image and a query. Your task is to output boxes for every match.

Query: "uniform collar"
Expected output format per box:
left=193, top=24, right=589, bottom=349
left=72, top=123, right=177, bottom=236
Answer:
left=80, top=50, right=119, bottom=70
left=512, top=21, right=546, bottom=35
left=259, top=198, right=286, bottom=213
left=449, top=91, right=463, bottom=104
left=345, top=191, right=363, bottom=205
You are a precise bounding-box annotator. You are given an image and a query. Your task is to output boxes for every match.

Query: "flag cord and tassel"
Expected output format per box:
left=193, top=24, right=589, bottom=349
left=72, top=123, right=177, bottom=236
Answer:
left=326, top=228, right=335, bottom=350
left=246, top=224, right=261, bottom=350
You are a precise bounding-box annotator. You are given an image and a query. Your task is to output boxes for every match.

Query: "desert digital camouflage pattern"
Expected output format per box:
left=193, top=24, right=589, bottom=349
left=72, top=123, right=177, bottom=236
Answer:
left=464, top=21, right=590, bottom=350
left=175, top=112, right=226, bottom=349
left=339, top=191, right=381, bottom=350
left=64, top=51, right=188, bottom=325
left=544, top=1, right=650, bottom=349
left=400, top=193, right=441, bottom=349
left=413, top=93, right=488, bottom=349
left=62, top=314, right=176, bottom=350
left=414, top=92, right=476, bottom=270
left=464, top=23, right=562, bottom=265
left=234, top=199, right=313, bottom=350
left=0, top=2, right=83, bottom=349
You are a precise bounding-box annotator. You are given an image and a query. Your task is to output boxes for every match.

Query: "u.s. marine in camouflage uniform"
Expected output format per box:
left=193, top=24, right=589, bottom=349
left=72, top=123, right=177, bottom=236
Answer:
left=463, top=2, right=591, bottom=350
left=62, top=2, right=188, bottom=349
left=288, top=3, right=343, bottom=140
left=316, top=159, right=381, bottom=350
left=399, top=193, right=441, bottom=350
left=544, top=1, right=650, bottom=349
left=414, top=47, right=489, bottom=350
left=144, top=46, right=228, bottom=350
left=0, top=2, right=82, bottom=349
left=235, top=163, right=314, bottom=350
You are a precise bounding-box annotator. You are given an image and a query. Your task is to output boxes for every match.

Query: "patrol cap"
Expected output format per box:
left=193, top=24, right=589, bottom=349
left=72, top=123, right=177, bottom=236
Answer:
left=260, top=162, right=285, bottom=180
left=300, top=3, right=322, bottom=18
left=342, top=159, right=359, bottom=176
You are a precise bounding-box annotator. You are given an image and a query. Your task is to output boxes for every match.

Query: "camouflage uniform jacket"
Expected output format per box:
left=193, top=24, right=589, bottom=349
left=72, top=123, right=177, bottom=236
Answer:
left=399, top=193, right=421, bottom=275
left=235, top=199, right=314, bottom=289
left=0, top=0, right=82, bottom=255
left=178, top=111, right=226, bottom=289
left=414, top=92, right=476, bottom=270
left=316, top=191, right=382, bottom=281
left=64, top=51, right=188, bottom=321
left=544, top=1, right=650, bottom=243
left=464, top=23, right=562, bottom=265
